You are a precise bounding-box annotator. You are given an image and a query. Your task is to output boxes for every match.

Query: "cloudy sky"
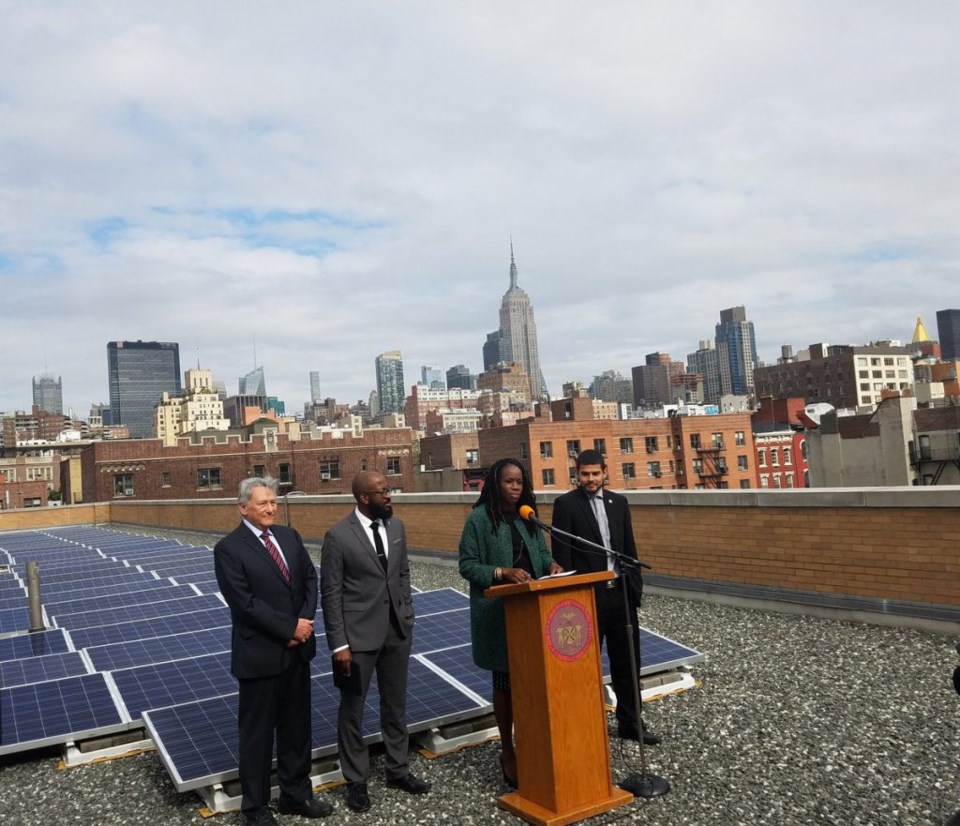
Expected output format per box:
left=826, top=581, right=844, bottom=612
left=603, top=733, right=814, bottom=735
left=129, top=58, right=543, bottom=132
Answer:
left=3, top=2, right=958, bottom=416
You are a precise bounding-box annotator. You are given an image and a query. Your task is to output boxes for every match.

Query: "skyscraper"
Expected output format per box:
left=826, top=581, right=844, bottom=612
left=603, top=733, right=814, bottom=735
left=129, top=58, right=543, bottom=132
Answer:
left=375, top=350, right=405, bottom=416
left=446, top=364, right=477, bottom=390
left=687, top=340, right=722, bottom=405
left=421, top=365, right=444, bottom=389
left=107, top=340, right=182, bottom=438
left=32, top=371, right=63, bottom=414
left=309, top=371, right=322, bottom=404
left=936, top=309, right=960, bottom=362
left=715, top=306, right=759, bottom=398
left=238, top=366, right=266, bottom=396
left=494, top=244, right=548, bottom=400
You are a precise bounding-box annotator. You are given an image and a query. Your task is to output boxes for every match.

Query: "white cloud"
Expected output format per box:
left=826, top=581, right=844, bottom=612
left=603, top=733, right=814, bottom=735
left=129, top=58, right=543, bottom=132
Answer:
left=1, top=1, right=959, bottom=414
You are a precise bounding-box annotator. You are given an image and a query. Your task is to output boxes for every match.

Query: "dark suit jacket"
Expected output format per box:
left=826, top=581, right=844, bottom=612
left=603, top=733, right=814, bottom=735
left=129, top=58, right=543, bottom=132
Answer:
left=214, top=522, right=318, bottom=679
left=551, top=486, right=642, bottom=600
left=320, top=511, right=414, bottom=654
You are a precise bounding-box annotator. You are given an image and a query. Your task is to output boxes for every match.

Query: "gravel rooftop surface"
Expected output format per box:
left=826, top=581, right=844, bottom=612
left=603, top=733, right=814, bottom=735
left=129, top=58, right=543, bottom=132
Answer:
left=1, top=528, right=959, bottom=825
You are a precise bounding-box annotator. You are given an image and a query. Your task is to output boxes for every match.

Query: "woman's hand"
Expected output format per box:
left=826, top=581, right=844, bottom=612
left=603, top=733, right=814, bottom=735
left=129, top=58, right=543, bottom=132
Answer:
left=548, top=561, right=564, bottom=575
left=502, top=567, right=533, bottom=584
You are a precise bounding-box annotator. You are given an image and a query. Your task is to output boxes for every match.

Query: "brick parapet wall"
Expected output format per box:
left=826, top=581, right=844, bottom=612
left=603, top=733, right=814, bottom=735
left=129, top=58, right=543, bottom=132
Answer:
left=2, top=488, right=958, bottom=609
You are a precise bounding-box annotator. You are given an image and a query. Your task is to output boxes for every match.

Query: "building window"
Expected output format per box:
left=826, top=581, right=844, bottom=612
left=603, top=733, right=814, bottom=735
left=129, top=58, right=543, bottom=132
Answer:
left=690, top=434, right=701, bottom=449
left=740, top=479, right=751, bottom=489
left=667, top=435, right=673, bottom=449
left=593, top=438, right=606, bottom=455
left=319, top=461, right=341, bottom=480
left=161, top=472, right=171, bottom=488
left=542, top=468, right=555, bottom=486
left=773, top=474, right=782, bottom=488
left=466, top=449, right=479, bottom=464
left=566, top=440, right=581, bottom=458
left=783, top=447, right=792, bottom=466
left=771, top=448, right=780, bottom=467
left=759, top=474, right=769, bottom=488
left=539, top=441, right=553, bottom=459
left=711, top=432, right=724, bottom=449
left=386, top=457, right=402, bottom=475
left=758, top=449, right=767, bottom=467
left=519, top=442, right=528, bottom=459
left=692, top=458, right=703, bottom=475
left=786, top=472, right=795, bottom=488
left=279, top=463, right=291, bottom=484
left=0, top=468, right=14, bottom=482
left=738, top=455, right=748, bottom=471
left=735, top=431, right=745, bottom=446
left=620, top=437, right=634, bottom=454
left=197, top=468, right=222, bottom=489
left=718, top=481, right=729, bottom=489
left=253, top=464, right=266, bottom=478
left=113, top=474, right=134, bottom=497
left=645, top=436, right=658, bottom=453
left=647, top=461, right=662, bottom=478
left=622, top=462, right=636, bottom=479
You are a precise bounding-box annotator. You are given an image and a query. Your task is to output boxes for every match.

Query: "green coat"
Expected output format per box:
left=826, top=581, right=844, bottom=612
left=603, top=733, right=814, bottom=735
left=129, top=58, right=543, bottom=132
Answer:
left=458, top=506, right=555, bottom=673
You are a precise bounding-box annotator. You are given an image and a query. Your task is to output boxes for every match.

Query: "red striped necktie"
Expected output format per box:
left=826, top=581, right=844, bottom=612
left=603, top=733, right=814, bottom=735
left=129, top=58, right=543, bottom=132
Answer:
left=261, top=531, right=290, bottom=583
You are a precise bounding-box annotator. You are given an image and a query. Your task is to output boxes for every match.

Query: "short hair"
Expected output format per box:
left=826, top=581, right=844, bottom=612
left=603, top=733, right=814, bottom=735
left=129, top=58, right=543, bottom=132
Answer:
left=575, top=449, right=606, bottom=469
left=238, top=476, right=279, bottom=504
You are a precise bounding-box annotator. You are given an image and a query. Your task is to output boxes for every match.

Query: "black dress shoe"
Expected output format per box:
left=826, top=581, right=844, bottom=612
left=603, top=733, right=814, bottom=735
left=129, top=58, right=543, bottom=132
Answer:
left=277, top=795, right=333, bottom=818
left=386, top=773, right=431, bottom=794
left=617, top=722, right=662, bottom=746
left=346, top=782, right=371, bottom=813
left=244, top=808, right=278, bottom=826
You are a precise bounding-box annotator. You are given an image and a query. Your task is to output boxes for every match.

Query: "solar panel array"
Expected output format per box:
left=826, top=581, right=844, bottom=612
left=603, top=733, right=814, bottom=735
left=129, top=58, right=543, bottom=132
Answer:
left=0, top=525, right=703, bottom=801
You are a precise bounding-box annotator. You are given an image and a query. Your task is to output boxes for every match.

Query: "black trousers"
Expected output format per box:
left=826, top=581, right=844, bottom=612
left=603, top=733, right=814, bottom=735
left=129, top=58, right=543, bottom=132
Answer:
left=596, top=583, right=643, bottom=728
left=237, top=659, right=313, bottom=813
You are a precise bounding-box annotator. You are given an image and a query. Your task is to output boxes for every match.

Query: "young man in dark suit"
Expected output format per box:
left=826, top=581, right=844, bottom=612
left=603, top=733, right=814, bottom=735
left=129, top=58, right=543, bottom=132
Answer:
left=551, top=450, right=661, bottom=746
left=320, top=470, right=430, bottom=813
left=214, top=476, right=332, bottom=825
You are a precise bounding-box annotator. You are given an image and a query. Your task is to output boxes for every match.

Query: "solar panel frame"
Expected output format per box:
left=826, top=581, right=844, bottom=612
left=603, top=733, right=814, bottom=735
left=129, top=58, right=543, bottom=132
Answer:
left=0, top=629, right=72, bottom=663
left=50, top=593, right=225, bottom=631
left=0, top=651, right=92, bottom=689
left=66, top=606, right=231, bottom=649
left=84, top=625, right=232, bottom=672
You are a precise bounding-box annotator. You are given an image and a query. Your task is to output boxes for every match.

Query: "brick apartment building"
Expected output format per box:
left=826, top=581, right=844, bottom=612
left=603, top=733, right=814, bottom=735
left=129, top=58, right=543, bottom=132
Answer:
left=477, top=396, right=755, bottom=490
left=71, top=426, right=417, bottom=503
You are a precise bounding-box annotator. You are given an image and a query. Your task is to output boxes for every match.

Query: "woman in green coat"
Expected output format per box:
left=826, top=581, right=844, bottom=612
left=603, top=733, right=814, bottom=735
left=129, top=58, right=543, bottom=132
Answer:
left=458, top=458, right=562, bottom=788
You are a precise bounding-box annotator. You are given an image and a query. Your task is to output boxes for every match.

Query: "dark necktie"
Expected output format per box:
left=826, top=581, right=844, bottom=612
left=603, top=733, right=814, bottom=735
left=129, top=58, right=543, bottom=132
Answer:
left=261, top=531, right=290, bottom=583
left=371, top=521, right=388, bottom=572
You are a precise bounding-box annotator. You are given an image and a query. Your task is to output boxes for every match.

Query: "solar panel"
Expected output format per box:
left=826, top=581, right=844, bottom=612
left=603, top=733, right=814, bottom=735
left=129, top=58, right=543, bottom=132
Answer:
left=38, top=576, right=170, bottom=604
left=0, top=606, right=32, bottom=635
left=0, top=629, right=71, bottom=662
left=0, top=594, right=27, bottom=611
left=412, top=587, right=470, bottom=616
left=84, top=626, right=232, bottom=671
left=0, top=651, right=91, bottom=689
left=44, top=583, right=199, bottom=617
left=0, top=672, right=129, bottom=755
left=417, top=645, right=492, bottom=702
left=67, top=606, right=231, bottom=649
left=110, top=652, right=236, bottom=720
left=409, top=608, right=472, bottom=655
left=144, top=657, right=488, bottom=792
left=51, top=594, right=225, bottom=631
left=637, top=626, right=704, bottom=675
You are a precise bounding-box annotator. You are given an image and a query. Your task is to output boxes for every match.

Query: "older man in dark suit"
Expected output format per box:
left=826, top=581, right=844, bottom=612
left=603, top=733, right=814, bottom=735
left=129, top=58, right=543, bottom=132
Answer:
left=320, top=470, right=430, bottom=813
left=551, top=450, right=661, bottom=747
left=214, top=476, right=332, bottom=825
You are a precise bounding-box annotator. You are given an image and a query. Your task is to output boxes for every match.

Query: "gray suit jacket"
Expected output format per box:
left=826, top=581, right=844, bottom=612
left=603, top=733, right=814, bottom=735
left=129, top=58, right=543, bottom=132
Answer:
left=320, top=510, right=414, bottom=653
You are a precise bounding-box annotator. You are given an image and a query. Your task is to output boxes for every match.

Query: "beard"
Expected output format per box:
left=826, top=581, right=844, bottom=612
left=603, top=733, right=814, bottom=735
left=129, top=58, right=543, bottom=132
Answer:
left=370, top=500, right=393, bottom=521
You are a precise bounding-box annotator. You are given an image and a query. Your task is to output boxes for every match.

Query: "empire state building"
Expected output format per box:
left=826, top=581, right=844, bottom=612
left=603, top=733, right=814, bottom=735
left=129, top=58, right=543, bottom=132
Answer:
left=494, top=244, right=548, bottom=401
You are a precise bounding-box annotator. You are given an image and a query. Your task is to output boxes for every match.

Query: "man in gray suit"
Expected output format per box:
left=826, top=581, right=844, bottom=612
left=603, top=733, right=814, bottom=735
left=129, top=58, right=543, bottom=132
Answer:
left=320, top=470, right=431, bottom=813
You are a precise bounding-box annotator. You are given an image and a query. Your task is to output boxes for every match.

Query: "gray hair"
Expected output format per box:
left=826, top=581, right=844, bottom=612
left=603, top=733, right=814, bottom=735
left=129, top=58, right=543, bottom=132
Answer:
left=238, top=476, right=279, bottom=504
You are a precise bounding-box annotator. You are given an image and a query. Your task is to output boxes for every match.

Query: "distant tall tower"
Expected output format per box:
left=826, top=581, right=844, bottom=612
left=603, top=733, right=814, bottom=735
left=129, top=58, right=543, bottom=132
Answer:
left=936, top=309, right=960, bottom=362
left=107, top=340, right=181, bottom=438
left=239, top=366, right=266, bottom=396
left=32, top=371, right=63, bottom=414
left=715, top=306, right=759, bottom=397
left=687, top=340, right=722, bottom=405
left=421, top=365, right=444, bottom=389
left=495, top=243, right=548, bottom=400
left=375, top=350, right=405, bottom=416
left=309, top=371, right=322, bottom=404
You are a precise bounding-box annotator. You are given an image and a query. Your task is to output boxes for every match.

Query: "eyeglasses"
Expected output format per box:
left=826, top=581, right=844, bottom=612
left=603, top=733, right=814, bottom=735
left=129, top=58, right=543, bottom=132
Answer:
left=365, top=487, right=391, bottom=497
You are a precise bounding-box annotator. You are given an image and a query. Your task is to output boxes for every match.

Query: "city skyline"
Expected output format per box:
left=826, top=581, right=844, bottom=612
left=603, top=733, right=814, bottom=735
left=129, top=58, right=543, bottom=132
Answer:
left=2, top=4, right=958, bottom=414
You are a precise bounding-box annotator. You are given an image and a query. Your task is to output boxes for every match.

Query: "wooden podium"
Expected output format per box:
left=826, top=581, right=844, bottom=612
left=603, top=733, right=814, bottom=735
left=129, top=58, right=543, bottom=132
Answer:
left=485, top=571, right=633, bottom=826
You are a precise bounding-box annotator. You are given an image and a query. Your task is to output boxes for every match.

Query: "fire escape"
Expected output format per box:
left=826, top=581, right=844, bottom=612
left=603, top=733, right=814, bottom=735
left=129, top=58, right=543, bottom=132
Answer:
left=696, top=437, right=729, bottom=488
left=909, top=435, right=960, bottom=485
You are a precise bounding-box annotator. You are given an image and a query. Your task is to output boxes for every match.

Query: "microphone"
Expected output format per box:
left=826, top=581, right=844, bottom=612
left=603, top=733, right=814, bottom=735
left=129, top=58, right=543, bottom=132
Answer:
left=518, top=505, right=550, bottom=530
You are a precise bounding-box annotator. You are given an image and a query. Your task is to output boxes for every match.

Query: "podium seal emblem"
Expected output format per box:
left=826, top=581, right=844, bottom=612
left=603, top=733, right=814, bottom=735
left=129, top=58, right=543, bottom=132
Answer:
left=546, top=599, right=592, bottom=662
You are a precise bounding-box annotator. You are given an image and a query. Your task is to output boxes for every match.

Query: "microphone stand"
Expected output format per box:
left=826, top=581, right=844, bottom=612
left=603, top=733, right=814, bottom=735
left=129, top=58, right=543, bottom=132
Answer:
left=527, top=517, right=670, bottom=799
